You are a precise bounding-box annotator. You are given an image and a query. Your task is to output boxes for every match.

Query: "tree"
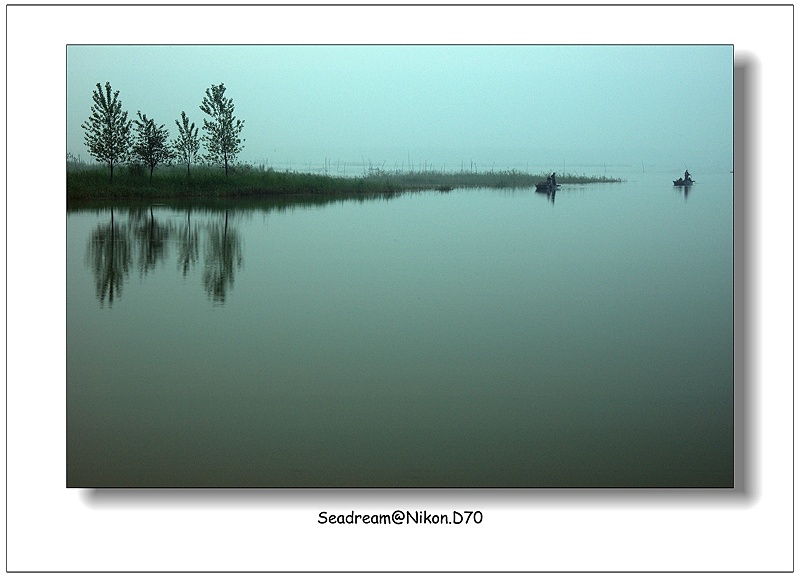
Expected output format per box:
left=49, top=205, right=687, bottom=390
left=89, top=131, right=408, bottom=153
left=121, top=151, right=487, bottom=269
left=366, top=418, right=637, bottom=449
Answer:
left=132, top=112, right=173, bottom=181
left=173, top=111, right=201, bottom=177
left=81, top=82, right=132, bottom=183
left=199, top=83, right=244, bottom=176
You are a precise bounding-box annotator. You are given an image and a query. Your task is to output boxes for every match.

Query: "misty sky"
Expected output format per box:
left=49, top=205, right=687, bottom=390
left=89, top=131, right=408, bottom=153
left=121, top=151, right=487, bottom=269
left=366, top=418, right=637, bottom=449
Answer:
left=67, top=45, right=732, bottom=174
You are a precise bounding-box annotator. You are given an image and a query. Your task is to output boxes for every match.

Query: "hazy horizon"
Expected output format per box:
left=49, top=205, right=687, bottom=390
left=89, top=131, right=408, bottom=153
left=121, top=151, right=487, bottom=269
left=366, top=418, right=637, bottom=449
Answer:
left=67, top=45, right=733, bottom=175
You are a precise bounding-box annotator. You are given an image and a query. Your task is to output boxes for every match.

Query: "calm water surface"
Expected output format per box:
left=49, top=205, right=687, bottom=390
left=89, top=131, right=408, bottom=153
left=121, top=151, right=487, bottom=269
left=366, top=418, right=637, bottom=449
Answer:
left=67, top=171, right=733, bottom=487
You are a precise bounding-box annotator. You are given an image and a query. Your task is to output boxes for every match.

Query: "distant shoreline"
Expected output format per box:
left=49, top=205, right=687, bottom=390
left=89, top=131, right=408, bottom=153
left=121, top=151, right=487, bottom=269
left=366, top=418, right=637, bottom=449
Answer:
left=66, top=163, right=623, bottom=203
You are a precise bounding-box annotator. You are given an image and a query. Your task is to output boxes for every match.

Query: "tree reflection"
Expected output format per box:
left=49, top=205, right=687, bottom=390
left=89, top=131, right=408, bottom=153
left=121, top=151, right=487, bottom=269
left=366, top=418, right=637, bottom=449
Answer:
left=176, top=210, right=200, bottom=277
left=202, top=211, right=243, bottom=303
left=83, top=206, right=244, bottom=306
left=86, top=209, right=131, bottom=307
left=131, top=207, right=171, bottom=277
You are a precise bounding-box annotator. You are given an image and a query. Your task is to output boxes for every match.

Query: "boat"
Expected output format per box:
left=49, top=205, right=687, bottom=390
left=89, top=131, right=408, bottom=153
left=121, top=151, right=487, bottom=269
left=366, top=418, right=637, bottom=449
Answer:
left=535, top=180, right=560, bottom=192
left=674, top=170, right=694, bottom=186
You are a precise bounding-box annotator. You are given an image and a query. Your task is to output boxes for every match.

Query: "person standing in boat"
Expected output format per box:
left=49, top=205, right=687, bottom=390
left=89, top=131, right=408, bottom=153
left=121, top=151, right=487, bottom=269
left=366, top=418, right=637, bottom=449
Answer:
left=551, top=172, right=557, bottom=186
left=684, top=169, right=691, bottom=182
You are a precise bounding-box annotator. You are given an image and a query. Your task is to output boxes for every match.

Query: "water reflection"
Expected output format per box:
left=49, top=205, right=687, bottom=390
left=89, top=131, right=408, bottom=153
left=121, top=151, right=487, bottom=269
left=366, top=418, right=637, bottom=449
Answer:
left=131, top=207, right=171, bottom=277
left=176, top=210, right=200, bottom=277
left=77, top=193, right=408, bottom=308
left=84, top=207, right=243, bottom=306
left=69, top=181, right=733, bottom=487
left=203, top=211, right=243, bottom=304
left=86, top=208, right=132, bottom=306
left=535, top=187, right=557, bottom=203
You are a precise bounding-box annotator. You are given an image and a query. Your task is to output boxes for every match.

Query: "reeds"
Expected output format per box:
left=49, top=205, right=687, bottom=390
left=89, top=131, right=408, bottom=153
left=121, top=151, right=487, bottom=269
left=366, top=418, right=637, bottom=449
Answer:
left=66, top=162, right=622, bottom=201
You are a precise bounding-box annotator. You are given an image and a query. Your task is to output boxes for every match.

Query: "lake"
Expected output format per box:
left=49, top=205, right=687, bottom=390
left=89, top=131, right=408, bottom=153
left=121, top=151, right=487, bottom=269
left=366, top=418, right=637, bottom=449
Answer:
left=66, top=170, right=733, bottom=487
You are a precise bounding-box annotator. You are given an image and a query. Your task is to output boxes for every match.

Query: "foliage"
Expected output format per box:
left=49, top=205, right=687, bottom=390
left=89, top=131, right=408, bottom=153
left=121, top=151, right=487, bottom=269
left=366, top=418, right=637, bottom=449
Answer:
left=132, top=111, right=173, bottom=181
left=127, top=162, right=146, bottom=178
left=173, top=111, right=201, bottom=177
left=199, top=83, right=245, bottom=176
left=81, top=82, right=132, bottom=182
left=67, top=152, right=90, bottom=173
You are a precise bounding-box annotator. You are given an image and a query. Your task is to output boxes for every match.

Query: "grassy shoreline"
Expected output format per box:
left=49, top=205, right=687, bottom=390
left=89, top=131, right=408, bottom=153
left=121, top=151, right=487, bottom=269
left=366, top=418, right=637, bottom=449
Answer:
left=66, top=163, right=623, bottom=203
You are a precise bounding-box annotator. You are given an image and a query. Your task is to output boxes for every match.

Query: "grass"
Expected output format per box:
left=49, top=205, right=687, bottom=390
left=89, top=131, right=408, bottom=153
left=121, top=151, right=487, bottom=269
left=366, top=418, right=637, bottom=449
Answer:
left=66, top=161, right=623, bottom=202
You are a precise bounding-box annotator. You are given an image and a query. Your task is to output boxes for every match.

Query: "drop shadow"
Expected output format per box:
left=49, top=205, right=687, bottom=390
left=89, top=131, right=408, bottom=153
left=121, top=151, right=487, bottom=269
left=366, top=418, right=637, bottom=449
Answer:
left=82, top=485, right=742, bottom=510
left=732, top=54, right=758, bottom=502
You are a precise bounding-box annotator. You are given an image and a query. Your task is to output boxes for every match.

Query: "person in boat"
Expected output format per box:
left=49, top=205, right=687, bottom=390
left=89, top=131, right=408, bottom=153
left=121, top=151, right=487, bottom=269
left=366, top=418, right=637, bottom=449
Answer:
left=550, top=172, right=557, bottom=186
left=684, top=169, right=691, bottom=182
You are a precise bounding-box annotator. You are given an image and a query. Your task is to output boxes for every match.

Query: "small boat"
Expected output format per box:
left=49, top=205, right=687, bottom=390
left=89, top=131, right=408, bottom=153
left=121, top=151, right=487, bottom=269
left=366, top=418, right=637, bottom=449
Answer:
left=535, top=180, right=560, bottom=192
left=674, top=169, right=694, bottom=186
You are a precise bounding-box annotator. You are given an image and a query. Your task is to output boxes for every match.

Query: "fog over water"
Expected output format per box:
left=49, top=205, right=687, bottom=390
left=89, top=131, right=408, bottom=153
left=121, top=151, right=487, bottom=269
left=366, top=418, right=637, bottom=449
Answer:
left=67, top=45, right=732, bottom=174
